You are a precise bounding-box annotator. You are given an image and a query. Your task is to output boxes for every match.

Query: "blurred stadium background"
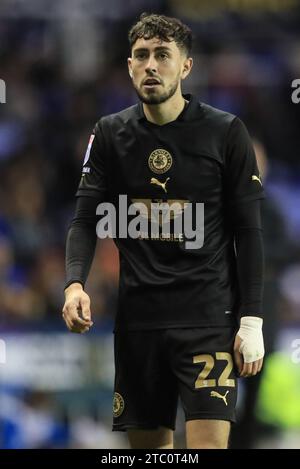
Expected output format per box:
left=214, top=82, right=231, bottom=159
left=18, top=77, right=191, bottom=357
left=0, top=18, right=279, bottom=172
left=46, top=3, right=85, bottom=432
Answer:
left=1, top=0, right=300, bottom=449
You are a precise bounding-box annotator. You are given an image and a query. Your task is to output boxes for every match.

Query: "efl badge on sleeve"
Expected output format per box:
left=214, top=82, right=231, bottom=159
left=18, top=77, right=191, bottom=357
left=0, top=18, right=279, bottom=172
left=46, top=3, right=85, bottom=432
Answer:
left=83, top=134, right=95, bottom=166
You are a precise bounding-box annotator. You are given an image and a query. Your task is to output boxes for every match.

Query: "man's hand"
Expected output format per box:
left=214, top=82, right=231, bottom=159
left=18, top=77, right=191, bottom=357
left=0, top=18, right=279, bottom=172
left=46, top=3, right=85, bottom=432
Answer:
left=62, top=283, right=93, bottom=333
left=233, top=316, right=264, bottom=378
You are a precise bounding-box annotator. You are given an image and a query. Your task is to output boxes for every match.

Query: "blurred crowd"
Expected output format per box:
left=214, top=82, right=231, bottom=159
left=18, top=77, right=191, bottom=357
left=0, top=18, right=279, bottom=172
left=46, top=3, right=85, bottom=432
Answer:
left=1, top=0, right=300, bottom=448
left=1, top=1, right=300, bottom=329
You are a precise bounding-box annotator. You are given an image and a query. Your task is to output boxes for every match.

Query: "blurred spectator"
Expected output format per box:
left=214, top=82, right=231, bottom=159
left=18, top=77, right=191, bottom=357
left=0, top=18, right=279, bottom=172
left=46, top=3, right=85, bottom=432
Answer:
left=0, top=235, right=43, bottom=323
left=1, top=391, right=69, bottom=448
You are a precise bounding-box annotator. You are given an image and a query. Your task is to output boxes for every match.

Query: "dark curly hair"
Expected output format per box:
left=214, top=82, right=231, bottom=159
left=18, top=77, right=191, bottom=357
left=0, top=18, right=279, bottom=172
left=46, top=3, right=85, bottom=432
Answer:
left=128, top=13, right=192, bottom=56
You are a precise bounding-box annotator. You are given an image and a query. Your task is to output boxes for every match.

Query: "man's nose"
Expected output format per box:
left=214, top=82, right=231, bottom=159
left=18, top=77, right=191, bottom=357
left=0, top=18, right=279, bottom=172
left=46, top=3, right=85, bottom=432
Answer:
left=145, top=56, right=157, bottom=74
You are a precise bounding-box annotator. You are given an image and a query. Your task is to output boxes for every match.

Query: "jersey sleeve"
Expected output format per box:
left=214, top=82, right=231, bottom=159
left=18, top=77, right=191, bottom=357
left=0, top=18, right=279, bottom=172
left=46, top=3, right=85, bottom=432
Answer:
left=224, top=117, right=265, bottom=204
left=76, top=120, right=108, bottom=199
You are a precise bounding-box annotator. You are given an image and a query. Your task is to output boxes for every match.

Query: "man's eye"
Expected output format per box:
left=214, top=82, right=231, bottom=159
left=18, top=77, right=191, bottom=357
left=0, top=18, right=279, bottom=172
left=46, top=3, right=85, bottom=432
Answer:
left=136, top=54, right=146, bottom=60
left=158, top=53, right=168, bottom=60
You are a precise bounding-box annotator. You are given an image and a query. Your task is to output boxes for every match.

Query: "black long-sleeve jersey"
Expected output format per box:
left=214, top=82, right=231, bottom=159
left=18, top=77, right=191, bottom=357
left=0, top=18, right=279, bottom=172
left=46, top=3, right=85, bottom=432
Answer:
left=66, top=94, right=264, bottom=330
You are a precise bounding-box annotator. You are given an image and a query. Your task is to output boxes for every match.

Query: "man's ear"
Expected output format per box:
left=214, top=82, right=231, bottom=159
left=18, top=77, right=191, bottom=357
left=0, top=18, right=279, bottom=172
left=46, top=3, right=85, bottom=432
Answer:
left=128, top=58, right=133, bottom=78
left=182, top=57, right=193, bottom=80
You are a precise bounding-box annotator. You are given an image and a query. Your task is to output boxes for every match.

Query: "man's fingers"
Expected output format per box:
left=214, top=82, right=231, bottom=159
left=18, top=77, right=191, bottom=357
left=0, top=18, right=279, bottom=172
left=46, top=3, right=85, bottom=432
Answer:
left=72, top=315, right=91, bottom=327
left=80, top=297, right=92, bottom=323
left=70, top=326, right=90, bottom=334
left=63, top=313, right=90, bottom=333
left=240, top=359, right=264, bottom=377
left=251, top=361, right=259, bottom=376
left=234, top=349, right=243, bottom=375
left=63, top=301, right=79, bottom=322
left=233, top=334, right=243, bottom=374
left=241, top=362, right=253, bottom=377
left=63, top=312, right=80, bottom=332
left=63, top=302, right=91, bottom=326
left=71, top=325, right=90, bottom=334
left=63, top=313, right=73, bottom=331
left=62, top=291, right=93, bottom=334
left=64, top=316, right=85, bottom=333
left=233, top=330, right=265, bottom=378
left=258, top=358, right=264, bottom=373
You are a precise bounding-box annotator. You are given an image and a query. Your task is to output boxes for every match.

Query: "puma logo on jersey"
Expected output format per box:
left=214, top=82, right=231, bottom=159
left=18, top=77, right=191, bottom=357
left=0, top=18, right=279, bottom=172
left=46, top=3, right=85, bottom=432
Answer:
left=210, top=390, right=229, bottom=406
left=150, top=177, right=170, bottom=193
left=252, top=175, right=262, bottom=186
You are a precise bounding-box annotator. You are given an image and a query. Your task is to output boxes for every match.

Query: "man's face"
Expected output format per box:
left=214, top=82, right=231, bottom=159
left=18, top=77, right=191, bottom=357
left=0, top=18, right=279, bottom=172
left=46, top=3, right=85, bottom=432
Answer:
left=128, top=37, right=192, bottom=105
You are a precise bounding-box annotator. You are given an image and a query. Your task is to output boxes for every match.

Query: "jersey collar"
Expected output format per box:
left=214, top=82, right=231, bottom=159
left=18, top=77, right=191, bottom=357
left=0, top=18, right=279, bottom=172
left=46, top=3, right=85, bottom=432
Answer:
left=136, top=94, right=200, bottom=123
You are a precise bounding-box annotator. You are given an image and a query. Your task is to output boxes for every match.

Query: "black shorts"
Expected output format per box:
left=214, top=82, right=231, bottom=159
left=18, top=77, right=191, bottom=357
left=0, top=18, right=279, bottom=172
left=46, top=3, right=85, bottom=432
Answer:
left=112, top=327, right=238, bottom=431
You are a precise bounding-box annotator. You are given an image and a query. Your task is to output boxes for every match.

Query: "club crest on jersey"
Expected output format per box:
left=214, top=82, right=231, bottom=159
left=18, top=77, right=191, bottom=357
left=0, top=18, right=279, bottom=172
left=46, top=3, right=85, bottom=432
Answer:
left=148, top=148, right=172, bottom=174
left=113, top=392, right=125, bottom=418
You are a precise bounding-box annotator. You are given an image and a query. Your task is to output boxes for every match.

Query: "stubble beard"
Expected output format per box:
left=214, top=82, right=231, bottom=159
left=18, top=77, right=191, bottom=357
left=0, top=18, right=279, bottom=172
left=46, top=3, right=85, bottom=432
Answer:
left=134, top=78, right=180, bottom=105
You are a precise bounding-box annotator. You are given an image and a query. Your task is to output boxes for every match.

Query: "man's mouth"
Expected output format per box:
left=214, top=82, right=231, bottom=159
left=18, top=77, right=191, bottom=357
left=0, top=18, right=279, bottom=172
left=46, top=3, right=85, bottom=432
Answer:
left=143, top=78, right=161, bottom=88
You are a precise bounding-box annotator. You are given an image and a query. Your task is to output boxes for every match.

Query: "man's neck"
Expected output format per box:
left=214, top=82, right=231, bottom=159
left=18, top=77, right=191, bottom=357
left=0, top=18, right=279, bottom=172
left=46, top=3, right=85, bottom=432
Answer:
left=142, top=91, right=187, bottom=126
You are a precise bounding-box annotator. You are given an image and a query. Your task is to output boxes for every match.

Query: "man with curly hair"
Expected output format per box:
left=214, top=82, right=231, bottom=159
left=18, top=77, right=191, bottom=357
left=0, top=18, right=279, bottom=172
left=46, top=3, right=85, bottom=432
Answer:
left=63, top=13, right=265, bottom=449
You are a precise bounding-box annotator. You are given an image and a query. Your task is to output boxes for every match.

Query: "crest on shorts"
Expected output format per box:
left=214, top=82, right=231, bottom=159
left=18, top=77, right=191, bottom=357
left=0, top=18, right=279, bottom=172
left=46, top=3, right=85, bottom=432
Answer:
left=148, top=149, right=172, bottom=174
left=113, top=392, right=125, bottom=417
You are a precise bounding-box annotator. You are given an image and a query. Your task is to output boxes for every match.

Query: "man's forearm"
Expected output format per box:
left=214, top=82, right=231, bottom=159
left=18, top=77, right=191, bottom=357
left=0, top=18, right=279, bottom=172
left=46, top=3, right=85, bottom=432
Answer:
left=235, top=227, right=264, bottom=317
left=65, top=223, right=97, bottom=289
left=65, top=196, right=99, bottom=290
left=232, top=199, right=264, bottom=318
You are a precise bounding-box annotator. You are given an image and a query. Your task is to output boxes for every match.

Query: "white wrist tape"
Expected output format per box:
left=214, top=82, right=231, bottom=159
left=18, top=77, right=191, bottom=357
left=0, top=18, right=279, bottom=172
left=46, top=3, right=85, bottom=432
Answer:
left=237, top=316, right=265, bottom=363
